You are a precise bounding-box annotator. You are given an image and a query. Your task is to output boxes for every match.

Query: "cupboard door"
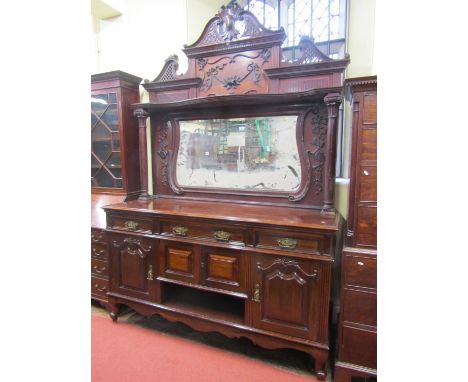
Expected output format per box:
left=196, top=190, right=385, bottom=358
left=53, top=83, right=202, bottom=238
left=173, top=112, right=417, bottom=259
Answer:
left=110, top=234, right=156, bottom=300
left=251, top=255, right=327, bottom=342
left=201, top=247, right=246, bottom=293
left=159, top=241, right=200, bottom=284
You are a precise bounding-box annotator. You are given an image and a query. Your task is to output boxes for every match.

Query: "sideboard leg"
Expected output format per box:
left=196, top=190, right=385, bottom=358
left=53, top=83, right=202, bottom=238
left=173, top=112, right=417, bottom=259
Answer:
left=312, top=351, right=327, bottom=381
left=108, top=303, right=119, bottom=322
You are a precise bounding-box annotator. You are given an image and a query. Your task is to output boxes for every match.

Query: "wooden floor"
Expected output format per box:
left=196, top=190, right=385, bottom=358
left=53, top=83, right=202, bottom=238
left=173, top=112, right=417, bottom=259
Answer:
left=92, top=302, right=333, bottom=381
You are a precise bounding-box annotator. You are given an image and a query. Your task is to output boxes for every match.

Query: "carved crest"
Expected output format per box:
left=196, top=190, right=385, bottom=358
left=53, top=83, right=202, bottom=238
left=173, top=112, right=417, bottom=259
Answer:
left=217, top=1, right=243, bottom=41
left=184, top=1, right=285, bottom=55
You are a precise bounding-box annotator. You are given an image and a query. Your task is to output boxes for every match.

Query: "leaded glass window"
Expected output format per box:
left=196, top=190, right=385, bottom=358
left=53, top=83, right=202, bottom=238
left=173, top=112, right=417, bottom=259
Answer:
left=242, top=0, right=347, bottom=60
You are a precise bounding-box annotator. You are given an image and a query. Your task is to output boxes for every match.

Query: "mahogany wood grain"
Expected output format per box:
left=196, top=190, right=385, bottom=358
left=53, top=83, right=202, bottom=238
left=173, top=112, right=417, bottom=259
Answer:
left=342, top=288, right=377, bottom=327
left=159, top=241, right=200, bottom=284
left=201, top=247, right=246, bottom=293
left=103, top=198, right=340, bottom=232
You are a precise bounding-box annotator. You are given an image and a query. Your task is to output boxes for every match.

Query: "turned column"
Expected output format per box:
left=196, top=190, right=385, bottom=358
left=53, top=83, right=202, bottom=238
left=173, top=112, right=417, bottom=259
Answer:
left=322, top=93, right=342, bottom=215
left=134, top=108, right=150, bottom=199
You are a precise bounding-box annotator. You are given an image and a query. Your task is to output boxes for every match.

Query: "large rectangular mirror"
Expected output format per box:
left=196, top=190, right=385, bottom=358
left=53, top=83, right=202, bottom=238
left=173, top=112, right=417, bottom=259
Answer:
left=176, top=116, right=301, bottom=192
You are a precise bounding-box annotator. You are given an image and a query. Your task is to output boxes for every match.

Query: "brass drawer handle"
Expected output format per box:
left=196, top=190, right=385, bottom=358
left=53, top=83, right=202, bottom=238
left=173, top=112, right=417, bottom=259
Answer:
left=91, top=247, right=106, bottom=257
left=214, top=230, right=231, bottom=242
left=147, top=265, right=154, bottom=281
left=92, top=265, right=107, bottom=274
left=172, top=226, right=188, bottom=236
left=277, top=238, right=297, bottom=249
left=252, top=283, right=261, bottom=302
left=91, top=233, right=104, bottom=242
left=125, top=221, right=139, bottom=230
left=94, top=284, right=107, bottom=292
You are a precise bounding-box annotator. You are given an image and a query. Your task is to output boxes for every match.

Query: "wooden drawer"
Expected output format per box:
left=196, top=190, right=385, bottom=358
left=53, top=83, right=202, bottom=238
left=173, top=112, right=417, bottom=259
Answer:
left=358, top=165, right=377, bottom=202
left=340, top=325, right=377, bottom=369
left=91, top=229, right=107, bottom=244
left=108, top=214, right=153, bottom=234
left=160, top=220, right=246, bottom=246
left=255, top=229, right=323, bottom=254
left=91, top=258, right=109, bottom=278
left=342, top=288, right=377, bottom=327
left=343, top=255, right=377, bottom=289
left=159, top=241, right=200, bottom=284
left=91, top=243, right=108, bottom=261
left=201, top=247, right=246, bottom=293
left=91, top=276, right=109, bottom=298
left=356, top=206, right=377, bottom=247
left=360, top=128, right=377, bottom=162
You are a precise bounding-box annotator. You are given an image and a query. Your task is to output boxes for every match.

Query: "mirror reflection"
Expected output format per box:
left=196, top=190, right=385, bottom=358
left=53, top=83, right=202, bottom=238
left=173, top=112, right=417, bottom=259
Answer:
left=176, top=116, right=301, bottom=191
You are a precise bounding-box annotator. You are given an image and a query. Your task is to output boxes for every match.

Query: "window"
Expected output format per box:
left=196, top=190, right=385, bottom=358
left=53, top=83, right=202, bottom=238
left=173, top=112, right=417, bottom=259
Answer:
left=245, top=0, right=278, bottom=30
left=242, top=0, right=347, bottom=60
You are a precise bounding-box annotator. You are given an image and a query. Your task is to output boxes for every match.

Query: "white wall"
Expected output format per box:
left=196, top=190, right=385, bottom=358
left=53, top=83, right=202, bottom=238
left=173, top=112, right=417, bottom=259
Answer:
left=93, top=0, right=188, bottom=85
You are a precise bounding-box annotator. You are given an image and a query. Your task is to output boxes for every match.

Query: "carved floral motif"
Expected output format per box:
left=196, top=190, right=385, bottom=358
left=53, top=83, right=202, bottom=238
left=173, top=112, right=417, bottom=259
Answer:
left=200, top=49, right=269, bottom=92
left=157, top=122, right=169, bottom=185
left=309, top=105, right=328, bottom=194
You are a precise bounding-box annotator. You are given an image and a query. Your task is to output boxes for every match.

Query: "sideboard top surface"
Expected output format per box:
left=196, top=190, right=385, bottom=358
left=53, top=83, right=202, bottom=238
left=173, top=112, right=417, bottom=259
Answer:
left=102, top=198, right=340, bottom=232
left=92, top=194, right=125, bottom=229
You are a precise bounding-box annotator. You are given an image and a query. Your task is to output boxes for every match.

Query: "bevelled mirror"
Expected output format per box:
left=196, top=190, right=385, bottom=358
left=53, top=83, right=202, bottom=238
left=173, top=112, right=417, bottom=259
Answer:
left=176, top=116, right=301, bottom=192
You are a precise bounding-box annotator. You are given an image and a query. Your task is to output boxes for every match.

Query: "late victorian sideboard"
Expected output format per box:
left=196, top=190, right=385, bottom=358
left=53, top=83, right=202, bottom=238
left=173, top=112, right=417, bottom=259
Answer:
left=97, top=2, right=350, bottom=380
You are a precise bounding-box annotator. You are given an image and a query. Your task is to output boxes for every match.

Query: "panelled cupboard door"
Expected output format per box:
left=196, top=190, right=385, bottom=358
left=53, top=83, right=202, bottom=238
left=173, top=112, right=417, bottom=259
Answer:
left=110, top=234, right=157, bottom=301
left=251, top=254, right=327, bottom=341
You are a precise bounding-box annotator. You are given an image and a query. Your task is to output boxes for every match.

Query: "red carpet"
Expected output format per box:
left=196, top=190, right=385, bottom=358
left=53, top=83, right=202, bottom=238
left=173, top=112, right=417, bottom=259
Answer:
left=92, top=315, right=319, bottom=382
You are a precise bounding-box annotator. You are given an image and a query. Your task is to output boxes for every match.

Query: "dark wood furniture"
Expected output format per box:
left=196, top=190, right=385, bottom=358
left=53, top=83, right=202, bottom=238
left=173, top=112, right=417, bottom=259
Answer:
left=91, top=70, right=142, bottom=198
left=91, top=71, right=142, bottom=307
left=334, top=76, right=377, bottom=382
left=99, top=3, right=349, bottom=380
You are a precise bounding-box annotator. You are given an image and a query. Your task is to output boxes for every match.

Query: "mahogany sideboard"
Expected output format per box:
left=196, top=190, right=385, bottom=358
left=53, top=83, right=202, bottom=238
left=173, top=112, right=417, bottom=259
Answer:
left=103, top=199, right=341, bottom=380
left=95, top=2, right=351, bottom=379
left=334, top=76, right=377, bottom=382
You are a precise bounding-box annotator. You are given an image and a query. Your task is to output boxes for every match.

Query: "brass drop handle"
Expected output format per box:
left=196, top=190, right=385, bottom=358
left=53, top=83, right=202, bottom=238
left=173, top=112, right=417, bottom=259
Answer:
left=277, top=238, right=297, bottom=249
left=147, top=265, right=154, bottom=281
left=172, top=226, right=188, bottom=236
left=91, top=247, right=105, bottom=257
left=125, top=221, right=139, bottom=230
left=214, top=230, right=231, bottom=242
left=92, top=265, right=106, bottom=273
left=91, top=234, right=104, bottom=242
left=94, top=284, right=107, bottom=292
left=252, top=283, right=261, bottom=302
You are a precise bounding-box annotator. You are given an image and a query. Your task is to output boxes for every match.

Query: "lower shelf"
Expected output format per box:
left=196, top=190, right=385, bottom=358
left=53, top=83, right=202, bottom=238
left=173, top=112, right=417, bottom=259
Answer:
left=161, top=283, right=245, bottom=325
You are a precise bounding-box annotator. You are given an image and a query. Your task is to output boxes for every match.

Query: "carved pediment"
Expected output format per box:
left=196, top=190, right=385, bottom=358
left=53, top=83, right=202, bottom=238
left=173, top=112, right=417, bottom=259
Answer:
left=152, top=55, right=179, bottom=82
left=296, top=36, right=333, bottom=64
left=183, top=1, right=285, bottom=58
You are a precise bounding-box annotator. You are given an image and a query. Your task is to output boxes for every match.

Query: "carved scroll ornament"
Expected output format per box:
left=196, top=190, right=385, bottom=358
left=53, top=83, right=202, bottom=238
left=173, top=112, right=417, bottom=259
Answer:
left=199, top=49, right=270, bottom=92
left=189, top=1, right=284, bottom=48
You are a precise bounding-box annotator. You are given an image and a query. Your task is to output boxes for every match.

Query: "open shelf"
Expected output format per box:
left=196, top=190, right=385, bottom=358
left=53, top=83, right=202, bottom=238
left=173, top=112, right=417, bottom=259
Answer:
left=161, top=283, right=245, bottom=325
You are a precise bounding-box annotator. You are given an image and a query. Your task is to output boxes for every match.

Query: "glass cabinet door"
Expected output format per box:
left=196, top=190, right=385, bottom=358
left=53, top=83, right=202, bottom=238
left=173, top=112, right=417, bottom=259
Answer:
left=91, top=92, right=123, bottom=188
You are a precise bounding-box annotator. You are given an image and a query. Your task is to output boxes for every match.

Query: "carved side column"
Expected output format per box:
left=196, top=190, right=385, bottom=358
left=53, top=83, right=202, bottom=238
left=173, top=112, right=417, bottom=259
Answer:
left=322, top=93, right=342, bottom=215
left=134, top=108, right=150, bottom=199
